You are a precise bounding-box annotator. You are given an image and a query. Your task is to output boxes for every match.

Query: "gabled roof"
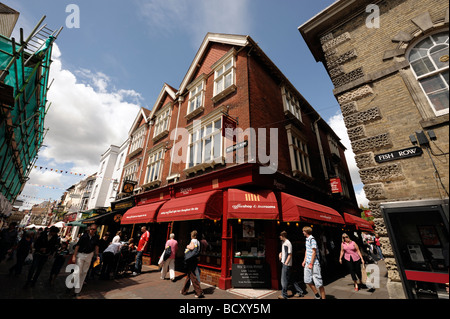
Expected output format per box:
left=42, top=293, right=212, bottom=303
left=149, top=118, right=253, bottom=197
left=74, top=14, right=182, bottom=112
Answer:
left=178, top=33, right=250, bottom=95
left=149, top=83, right=177, bottom=119
left=128, top=107, right=151, bottom=136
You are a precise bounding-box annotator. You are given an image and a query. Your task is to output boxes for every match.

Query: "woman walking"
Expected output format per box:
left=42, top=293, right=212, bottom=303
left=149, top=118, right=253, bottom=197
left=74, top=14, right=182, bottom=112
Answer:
left=339, top=233, right=365, bottom=291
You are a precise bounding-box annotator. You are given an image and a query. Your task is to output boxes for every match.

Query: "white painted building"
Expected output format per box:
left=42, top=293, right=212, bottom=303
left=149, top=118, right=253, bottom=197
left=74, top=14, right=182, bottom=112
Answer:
left=88, top=138, right=130, bottom=210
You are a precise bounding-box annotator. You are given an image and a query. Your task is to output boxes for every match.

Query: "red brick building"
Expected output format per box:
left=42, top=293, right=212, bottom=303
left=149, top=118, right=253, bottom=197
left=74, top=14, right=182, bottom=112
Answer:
left=115, top=33, right=364, bottom=289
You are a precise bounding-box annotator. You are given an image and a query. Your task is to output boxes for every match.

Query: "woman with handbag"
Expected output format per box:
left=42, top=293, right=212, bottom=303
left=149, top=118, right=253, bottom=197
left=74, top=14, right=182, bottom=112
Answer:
left=339, top=233, right=365, bottom=291
left=180, top=230, right=204, bottom=298
left=161, top=233, right=178, bottom=281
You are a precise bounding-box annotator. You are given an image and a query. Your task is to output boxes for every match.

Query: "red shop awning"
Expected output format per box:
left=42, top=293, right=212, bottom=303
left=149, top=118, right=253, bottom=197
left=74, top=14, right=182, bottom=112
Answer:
left=121, top=201, right=166, bottom=225
left=228, top=188, right=279, bottom=220
left=157, top=190, right=223, bottom=222
left=280, top=192, right=345, bottom=225
left=343, top=213, right=374, bottom=232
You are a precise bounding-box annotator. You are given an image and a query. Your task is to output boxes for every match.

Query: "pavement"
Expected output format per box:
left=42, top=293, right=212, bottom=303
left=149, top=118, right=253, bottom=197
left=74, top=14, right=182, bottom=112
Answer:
left=0, top=254, right=390, bottom=300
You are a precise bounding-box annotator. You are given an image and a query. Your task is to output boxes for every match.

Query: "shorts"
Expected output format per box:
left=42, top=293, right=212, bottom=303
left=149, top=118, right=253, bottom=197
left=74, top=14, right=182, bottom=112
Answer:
left=304, top=263, right=323, bottom=288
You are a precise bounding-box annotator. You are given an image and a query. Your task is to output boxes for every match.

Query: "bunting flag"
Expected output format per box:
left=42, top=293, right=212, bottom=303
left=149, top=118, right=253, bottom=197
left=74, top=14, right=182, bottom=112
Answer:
left=34, top=165, right=87, bottom=177
left=32, top=165, right=117, bottom=182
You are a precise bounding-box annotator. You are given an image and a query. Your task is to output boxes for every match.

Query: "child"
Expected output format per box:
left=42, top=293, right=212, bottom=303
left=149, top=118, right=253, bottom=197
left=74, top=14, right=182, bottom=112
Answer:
left=49, top=241, right=70, bottom=285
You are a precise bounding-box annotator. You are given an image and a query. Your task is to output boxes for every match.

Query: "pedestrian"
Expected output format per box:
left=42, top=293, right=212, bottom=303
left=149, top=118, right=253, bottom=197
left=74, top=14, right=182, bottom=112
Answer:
left=133, top=226, right=150, bottom=276
left=302, top=226, right=326, bottom=299
left=278, top=231, right=304, bottom=299
left=71, top=224, right=100, bottom=295
left=339, top=233, right=365, bottom=291
left=25, top=226, right=60, bottom=287
left=161, top=233, right=178, bottom=281
left=98, top=232, right=111, bottom=274
left=0, top=222, right=18, bottom=262
left=374, top=233, right=384, bottom=261
left=100, top=242, right=123, bottom=279
left=9, top=231, right=32, bottom=276
left=180, top=230, right=204, bottom=298
left=112, top=231, right=122, bottom=244
left=49, top=241, right=70, bottom=285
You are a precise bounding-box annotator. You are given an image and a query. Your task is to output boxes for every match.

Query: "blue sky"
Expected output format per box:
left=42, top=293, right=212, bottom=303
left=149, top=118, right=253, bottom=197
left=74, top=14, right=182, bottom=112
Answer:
left=3, top=0, right=369, bottom=209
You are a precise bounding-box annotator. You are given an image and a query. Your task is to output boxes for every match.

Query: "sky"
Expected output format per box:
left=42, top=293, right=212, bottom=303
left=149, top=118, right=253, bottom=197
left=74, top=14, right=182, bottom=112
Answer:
left=3, top=0, right=369, bottom=210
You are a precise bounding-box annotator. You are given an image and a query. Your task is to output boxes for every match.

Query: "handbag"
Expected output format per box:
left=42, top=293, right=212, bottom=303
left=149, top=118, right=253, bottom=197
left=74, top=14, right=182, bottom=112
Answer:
left=184, top=242, right=200, bottom=262
left=24, top=253, right=33, bottom=265
left=163, top=246, right=172, bottom=261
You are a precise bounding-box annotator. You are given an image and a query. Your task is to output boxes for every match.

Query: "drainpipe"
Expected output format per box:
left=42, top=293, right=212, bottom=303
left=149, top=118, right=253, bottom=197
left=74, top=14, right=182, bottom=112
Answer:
left=314, top=117, right=328, bottom=181
left=168, top=96, right=183, bottom=179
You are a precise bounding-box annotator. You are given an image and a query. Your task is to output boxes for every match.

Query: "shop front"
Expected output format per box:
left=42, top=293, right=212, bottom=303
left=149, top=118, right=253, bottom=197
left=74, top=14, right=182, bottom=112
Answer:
left=119, top=163, right=360, bottom=290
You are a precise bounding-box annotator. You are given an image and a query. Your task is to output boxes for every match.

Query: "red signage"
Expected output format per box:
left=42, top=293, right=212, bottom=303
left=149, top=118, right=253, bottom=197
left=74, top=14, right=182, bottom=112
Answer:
left=330, top=178, right=342, bottom=193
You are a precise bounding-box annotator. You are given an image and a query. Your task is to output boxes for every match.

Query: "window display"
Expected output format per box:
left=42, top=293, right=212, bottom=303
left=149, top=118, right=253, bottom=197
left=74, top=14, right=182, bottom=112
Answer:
left=234, top=220, right=266, bottom=259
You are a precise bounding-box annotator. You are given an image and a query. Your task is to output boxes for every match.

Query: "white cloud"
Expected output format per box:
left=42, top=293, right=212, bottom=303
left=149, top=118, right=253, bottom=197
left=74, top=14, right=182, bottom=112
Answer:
left=327, top=112, right=369, bottom=207
left=39, top=43, right=141, bottom=176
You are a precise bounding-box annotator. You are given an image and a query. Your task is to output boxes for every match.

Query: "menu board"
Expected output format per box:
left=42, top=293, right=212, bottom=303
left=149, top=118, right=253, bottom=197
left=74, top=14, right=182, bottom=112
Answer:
left=232, top=264, right=269, bottom=288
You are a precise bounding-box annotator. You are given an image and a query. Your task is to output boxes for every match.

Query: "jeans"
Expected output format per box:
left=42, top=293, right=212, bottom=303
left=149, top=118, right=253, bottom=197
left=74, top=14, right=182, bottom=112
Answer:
left=281, top=264, right=303, bottom=298
left=134, top=250, right=144, bottom=274
left=375, top=246, right=384, bottom=260
left=27, top=254, right=48, bottom=283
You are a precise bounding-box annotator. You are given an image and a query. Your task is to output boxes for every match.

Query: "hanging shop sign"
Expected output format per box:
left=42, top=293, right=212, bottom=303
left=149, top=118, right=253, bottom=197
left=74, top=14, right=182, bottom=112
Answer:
left=375, top=146, right=422, bottom=163
left=330, top=178, right=342, bottom=193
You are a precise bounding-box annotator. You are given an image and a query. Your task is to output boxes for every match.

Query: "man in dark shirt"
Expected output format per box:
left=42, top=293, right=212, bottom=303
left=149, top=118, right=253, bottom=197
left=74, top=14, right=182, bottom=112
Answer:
left=25, top=226, right=60, bottom=287
left=71, top=224, right=100, bottom=295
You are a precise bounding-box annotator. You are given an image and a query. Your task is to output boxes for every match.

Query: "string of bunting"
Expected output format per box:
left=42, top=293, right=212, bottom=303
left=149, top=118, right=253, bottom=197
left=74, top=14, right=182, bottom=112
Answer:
left=33, top=165, right=117, bottom=182
left=34, top=165, right=87, bottom=177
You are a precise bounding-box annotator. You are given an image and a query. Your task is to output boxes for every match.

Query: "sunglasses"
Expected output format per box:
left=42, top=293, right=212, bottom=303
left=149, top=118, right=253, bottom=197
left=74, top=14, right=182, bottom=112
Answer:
left=342, top=236, right=349, bottom=238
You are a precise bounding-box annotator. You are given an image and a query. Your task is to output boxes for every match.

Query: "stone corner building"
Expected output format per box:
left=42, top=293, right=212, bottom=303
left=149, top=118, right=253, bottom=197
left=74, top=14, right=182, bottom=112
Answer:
left=299, top=0, right=449, bottom=299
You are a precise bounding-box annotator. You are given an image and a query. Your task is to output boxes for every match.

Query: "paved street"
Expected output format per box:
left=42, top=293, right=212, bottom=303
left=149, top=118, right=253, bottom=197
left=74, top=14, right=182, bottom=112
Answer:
left=0, top=255, right=389, bottom=300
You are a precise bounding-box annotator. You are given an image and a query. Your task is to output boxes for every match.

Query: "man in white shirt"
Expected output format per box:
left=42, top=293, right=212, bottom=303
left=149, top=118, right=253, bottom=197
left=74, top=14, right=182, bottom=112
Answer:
left=100, top=242, right=122, bottom=280
left=278, top=231, right=304, bottom=299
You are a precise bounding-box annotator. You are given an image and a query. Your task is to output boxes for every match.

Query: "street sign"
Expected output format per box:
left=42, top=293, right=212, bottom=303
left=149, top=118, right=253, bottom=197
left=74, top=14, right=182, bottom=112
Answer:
left=374, top=146, right=422, bottom=163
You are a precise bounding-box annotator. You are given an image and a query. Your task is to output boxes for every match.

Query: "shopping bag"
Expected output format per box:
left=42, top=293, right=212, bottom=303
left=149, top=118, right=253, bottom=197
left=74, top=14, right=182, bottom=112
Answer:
left=158, top=252, right=164, bottom=266
left=24, top=253, right=33, bottom=265
left=361, top=263, right=367, bottom=284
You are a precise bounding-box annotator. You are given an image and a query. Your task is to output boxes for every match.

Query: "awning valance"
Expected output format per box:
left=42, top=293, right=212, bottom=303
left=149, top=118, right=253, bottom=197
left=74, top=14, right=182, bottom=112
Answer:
left=280, top=192, right=344, bottom=225
left=157, top=190, right=223, bottom=222
left=228, top=188, right=279, bottom=220
left=121, top=201, right=166, bottom=225
left=343, top=213, right=374, bottom=232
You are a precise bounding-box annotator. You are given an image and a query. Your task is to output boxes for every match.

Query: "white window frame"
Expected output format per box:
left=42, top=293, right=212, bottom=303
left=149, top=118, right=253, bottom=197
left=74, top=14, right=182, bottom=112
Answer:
left=286, top=125, right=311, bottom=178
left=186, top=75, right=206, bottom=119
left=185, top=115, right=224, bottom=174
left=212, top=49, right=237, bottom=102
left=281, top=86, right=302, bottom=122
left=122, top=160, right=139, bottom=185
left=407, top=31, right=449, bottom=117
left=144, top=147, right=164, bottom=187
left=153, top=105, right=171, bottom=140
left=129, top=126, right=146, bottom=155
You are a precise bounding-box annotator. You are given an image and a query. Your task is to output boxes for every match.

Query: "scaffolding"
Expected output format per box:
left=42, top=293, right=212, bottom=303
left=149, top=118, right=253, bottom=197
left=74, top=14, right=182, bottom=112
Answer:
left=0, top=15, right=62, bottom=207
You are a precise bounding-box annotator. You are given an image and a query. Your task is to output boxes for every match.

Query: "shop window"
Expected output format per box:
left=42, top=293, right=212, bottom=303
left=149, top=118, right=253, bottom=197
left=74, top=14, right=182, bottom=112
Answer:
left=233, top=220, right=266, bottom=259
left=408, top=32, right=449, bottom=116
